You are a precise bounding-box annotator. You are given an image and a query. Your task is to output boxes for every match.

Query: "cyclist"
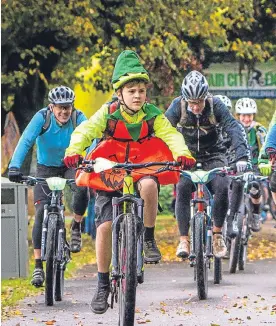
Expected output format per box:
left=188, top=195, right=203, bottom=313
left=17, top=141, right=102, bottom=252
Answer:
left=63, top=50, right=195, bottom=314
left=8, top=86, right=88, bottom=287
left=214, top=95, right=251, bottom=239
left=165, top=71, right=251, bottom=259
left=235, top=98, right=267, bottom=230
left=259, top=110, right=276, bottom=205
left=266, top=128, right=276, bottom=205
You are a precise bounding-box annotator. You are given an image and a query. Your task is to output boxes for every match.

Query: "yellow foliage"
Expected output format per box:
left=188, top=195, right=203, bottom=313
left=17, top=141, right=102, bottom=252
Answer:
left=74, top=57, right=113, bottom=118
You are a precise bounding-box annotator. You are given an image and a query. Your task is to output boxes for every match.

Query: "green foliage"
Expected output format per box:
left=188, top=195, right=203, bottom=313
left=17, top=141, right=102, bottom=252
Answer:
left=158, top=185, right=174, bottom=215
left=2, top=0, right=275, bottom=116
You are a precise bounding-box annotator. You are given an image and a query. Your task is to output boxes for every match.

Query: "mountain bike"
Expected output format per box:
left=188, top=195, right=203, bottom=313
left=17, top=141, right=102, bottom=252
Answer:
left=80, top=158, right=178, bottom=326
left=227, top=173, right=268, bottom=273
left=181, top=164, right=230, bottom=299
left=21, top=176, right=73, bottom=306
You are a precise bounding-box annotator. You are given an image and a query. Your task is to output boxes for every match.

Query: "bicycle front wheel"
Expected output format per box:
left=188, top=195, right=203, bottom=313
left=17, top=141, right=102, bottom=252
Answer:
left=213, top=257, right=222, bottom=284
left=118, top=213, right=137, bottom=326
left=55, top=263, right=64, bottom=301
left=45, top=213, right=58, bottom=306
left=239, top=213, right=250, bottom=271
left=194, top=212, right=208, bottom=300
left=229, top=213, right=243, bottom=274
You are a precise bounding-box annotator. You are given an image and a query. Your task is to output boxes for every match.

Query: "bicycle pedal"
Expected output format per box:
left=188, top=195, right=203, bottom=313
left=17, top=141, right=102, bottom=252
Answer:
left=144, top=260, right=159, bottom=265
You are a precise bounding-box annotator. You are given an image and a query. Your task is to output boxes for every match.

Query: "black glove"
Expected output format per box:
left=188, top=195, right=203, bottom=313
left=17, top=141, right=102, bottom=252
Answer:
left=8, top=167, right=23, bottom=183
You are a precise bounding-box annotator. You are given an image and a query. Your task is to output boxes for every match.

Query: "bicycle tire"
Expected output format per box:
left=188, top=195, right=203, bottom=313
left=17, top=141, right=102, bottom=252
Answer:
left=194, top=212, right=208, bottom=300
left=213, top=257, right=222, bottom=284
left=239, top=213, right=250, bottom=271
left=229, top=213, right=243, bottom=274
left=55, top=263, right=64, bottom=301
left=118, top=213, right=137, bottom=326
left=45, top=213, right=58, bottom=306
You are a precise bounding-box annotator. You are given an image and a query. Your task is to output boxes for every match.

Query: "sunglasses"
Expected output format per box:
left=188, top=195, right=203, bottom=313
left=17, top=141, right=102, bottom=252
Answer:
left=54, top=104, right=73, bottom=111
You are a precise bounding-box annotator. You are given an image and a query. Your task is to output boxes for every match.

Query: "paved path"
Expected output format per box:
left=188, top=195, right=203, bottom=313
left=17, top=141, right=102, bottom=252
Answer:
left=2, top=257, right=276, bottom=326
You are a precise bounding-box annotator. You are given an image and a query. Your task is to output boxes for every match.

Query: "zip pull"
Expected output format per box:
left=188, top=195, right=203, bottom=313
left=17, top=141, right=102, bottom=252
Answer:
left=197, top=115, right=200, bottom=152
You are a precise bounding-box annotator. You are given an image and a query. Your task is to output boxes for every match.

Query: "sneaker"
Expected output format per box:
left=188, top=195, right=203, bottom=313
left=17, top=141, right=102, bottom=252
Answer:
left=31, top=267, right=45, bottom=287
left=90, top=283, right=110, bottom=314
left=144, top=239, right=161, bottom=263
left=176, top=239, right=190, bottom=259
left=249, top=213, right=261, bottom=232
left=70, top=226, right=82, bottom=253
left=213, top=233, right=227, bottom=258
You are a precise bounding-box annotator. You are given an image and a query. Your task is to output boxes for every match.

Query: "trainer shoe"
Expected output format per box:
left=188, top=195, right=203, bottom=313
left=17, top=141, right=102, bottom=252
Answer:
left=91, top=283, right=110, bottom=314
left=70, top=225, right=82, bottom=253
left=249, top=213, right=261, bottom=232
left=213, top=233, right=227, bottom=258
left=144, top=239, right=161, bottom=263
left=176, top=239, right=190, bottom=259
left=31, top=267, right=45, bottom=287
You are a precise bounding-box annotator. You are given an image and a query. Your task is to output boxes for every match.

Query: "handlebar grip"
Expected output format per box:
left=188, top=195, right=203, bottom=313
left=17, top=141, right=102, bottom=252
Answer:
left=82, top=159, right=96, bottom=164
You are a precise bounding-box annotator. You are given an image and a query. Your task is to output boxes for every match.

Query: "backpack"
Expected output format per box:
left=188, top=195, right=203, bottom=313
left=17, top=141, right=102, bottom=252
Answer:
left=40, top=106, right=77, bottom=135
left=179, top=95, right=217, bottom=126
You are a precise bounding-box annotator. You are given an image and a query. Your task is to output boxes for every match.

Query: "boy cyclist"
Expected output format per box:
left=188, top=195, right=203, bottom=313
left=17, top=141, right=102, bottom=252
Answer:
left=64, top=50, right=195, bottom=314
left=235, top=98, right=267, bottom=230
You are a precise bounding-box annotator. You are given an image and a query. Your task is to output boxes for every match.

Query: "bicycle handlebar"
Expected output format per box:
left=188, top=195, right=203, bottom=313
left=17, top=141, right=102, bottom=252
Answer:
left=81, top=159, right=180, bottom=169
left=20, top=176, right=75, bottom=187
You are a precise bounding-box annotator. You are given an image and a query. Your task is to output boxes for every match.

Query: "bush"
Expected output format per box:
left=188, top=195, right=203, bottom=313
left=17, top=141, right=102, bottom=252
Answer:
left=158, top=184, right=174, bottom=215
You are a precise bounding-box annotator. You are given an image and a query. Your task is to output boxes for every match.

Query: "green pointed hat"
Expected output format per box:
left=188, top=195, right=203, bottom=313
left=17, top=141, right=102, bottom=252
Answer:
left=111, top=50, right=150, bottom=90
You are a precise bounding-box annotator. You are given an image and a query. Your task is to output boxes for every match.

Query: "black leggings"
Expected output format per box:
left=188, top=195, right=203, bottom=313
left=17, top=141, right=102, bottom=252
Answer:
left=228, top=179, right=244, bottom=218
left=32, top=164, right=88, bottom=249
left=175, top=155, right=229, bottom=236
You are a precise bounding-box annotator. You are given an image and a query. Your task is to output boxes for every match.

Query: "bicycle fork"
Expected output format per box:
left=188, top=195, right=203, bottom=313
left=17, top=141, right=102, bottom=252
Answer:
left=41, top=204, right=49, bottom=261
left=110, top=196, right=144, bottom=308
left=189, top=198, right=212, bottom=273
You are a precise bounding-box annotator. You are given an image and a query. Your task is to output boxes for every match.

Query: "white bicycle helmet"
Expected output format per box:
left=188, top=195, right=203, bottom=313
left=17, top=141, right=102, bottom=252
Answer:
left=48, top=86, right=75, bottom=104
left=235, top=98, right=257, bottom=114
left=181, top=71, right=209, bottom=100
left=214, top=95, right=232, bottom=110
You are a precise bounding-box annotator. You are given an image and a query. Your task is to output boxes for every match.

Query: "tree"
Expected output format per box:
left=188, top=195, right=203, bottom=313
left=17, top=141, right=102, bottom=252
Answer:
left=2, top=0, right=275, bottom=173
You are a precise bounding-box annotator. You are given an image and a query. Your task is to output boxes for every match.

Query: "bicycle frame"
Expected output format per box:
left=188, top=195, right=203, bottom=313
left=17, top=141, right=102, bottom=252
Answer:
left=41, top=188, right=66, bottom=263
left=21, top=176, right=73, bottom=306
left=111, top=170, right=144, bottom=283
left=182, top=167, right=224, bottom=266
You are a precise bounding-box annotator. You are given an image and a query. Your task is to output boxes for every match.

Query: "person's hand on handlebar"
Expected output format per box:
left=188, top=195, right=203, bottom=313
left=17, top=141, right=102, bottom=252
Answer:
left=64, top=154, right=83, bottom=168
left=177, top=155, right=196, bottom=170
left=266, top=147, right=276, bottom=166
left=8, top=167, right=23, bottom=183
left=235, top=158, right=249, bottom=173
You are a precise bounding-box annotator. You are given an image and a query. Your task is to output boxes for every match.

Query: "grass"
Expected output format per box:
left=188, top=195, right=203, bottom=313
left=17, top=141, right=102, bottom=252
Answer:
left=1, top=218, right=96, bottom=320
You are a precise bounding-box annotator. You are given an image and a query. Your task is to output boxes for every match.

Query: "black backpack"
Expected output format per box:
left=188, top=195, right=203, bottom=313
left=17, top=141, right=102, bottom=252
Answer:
left=40, top=107, right=77, bottom=135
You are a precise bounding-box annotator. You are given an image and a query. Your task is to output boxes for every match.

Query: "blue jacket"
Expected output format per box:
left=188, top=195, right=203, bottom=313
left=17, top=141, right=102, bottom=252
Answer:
left=265, top=124, right=276, bottom=152
left=9, top=108, right=87, bottom=169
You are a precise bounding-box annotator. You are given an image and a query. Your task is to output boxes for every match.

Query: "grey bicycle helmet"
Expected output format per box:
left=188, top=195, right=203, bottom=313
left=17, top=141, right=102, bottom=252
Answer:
left=214, top=95, right=232, bottom=110
left=181, top=71, right=209, bottom=100
left=48, top=85, right=75, bottom=104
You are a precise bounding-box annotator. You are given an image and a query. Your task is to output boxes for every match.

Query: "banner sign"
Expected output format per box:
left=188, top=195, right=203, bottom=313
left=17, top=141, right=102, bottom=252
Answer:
left=205, top=62, right=276, bottom=99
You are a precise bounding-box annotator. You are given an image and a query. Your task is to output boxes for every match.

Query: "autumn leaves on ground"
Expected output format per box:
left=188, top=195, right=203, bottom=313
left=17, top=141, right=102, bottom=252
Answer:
left=1, top=215, right=276, bottom=320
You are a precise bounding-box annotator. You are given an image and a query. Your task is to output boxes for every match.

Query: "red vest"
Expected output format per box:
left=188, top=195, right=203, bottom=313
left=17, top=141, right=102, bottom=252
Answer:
left=76, top=103, right=179, bottom=191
